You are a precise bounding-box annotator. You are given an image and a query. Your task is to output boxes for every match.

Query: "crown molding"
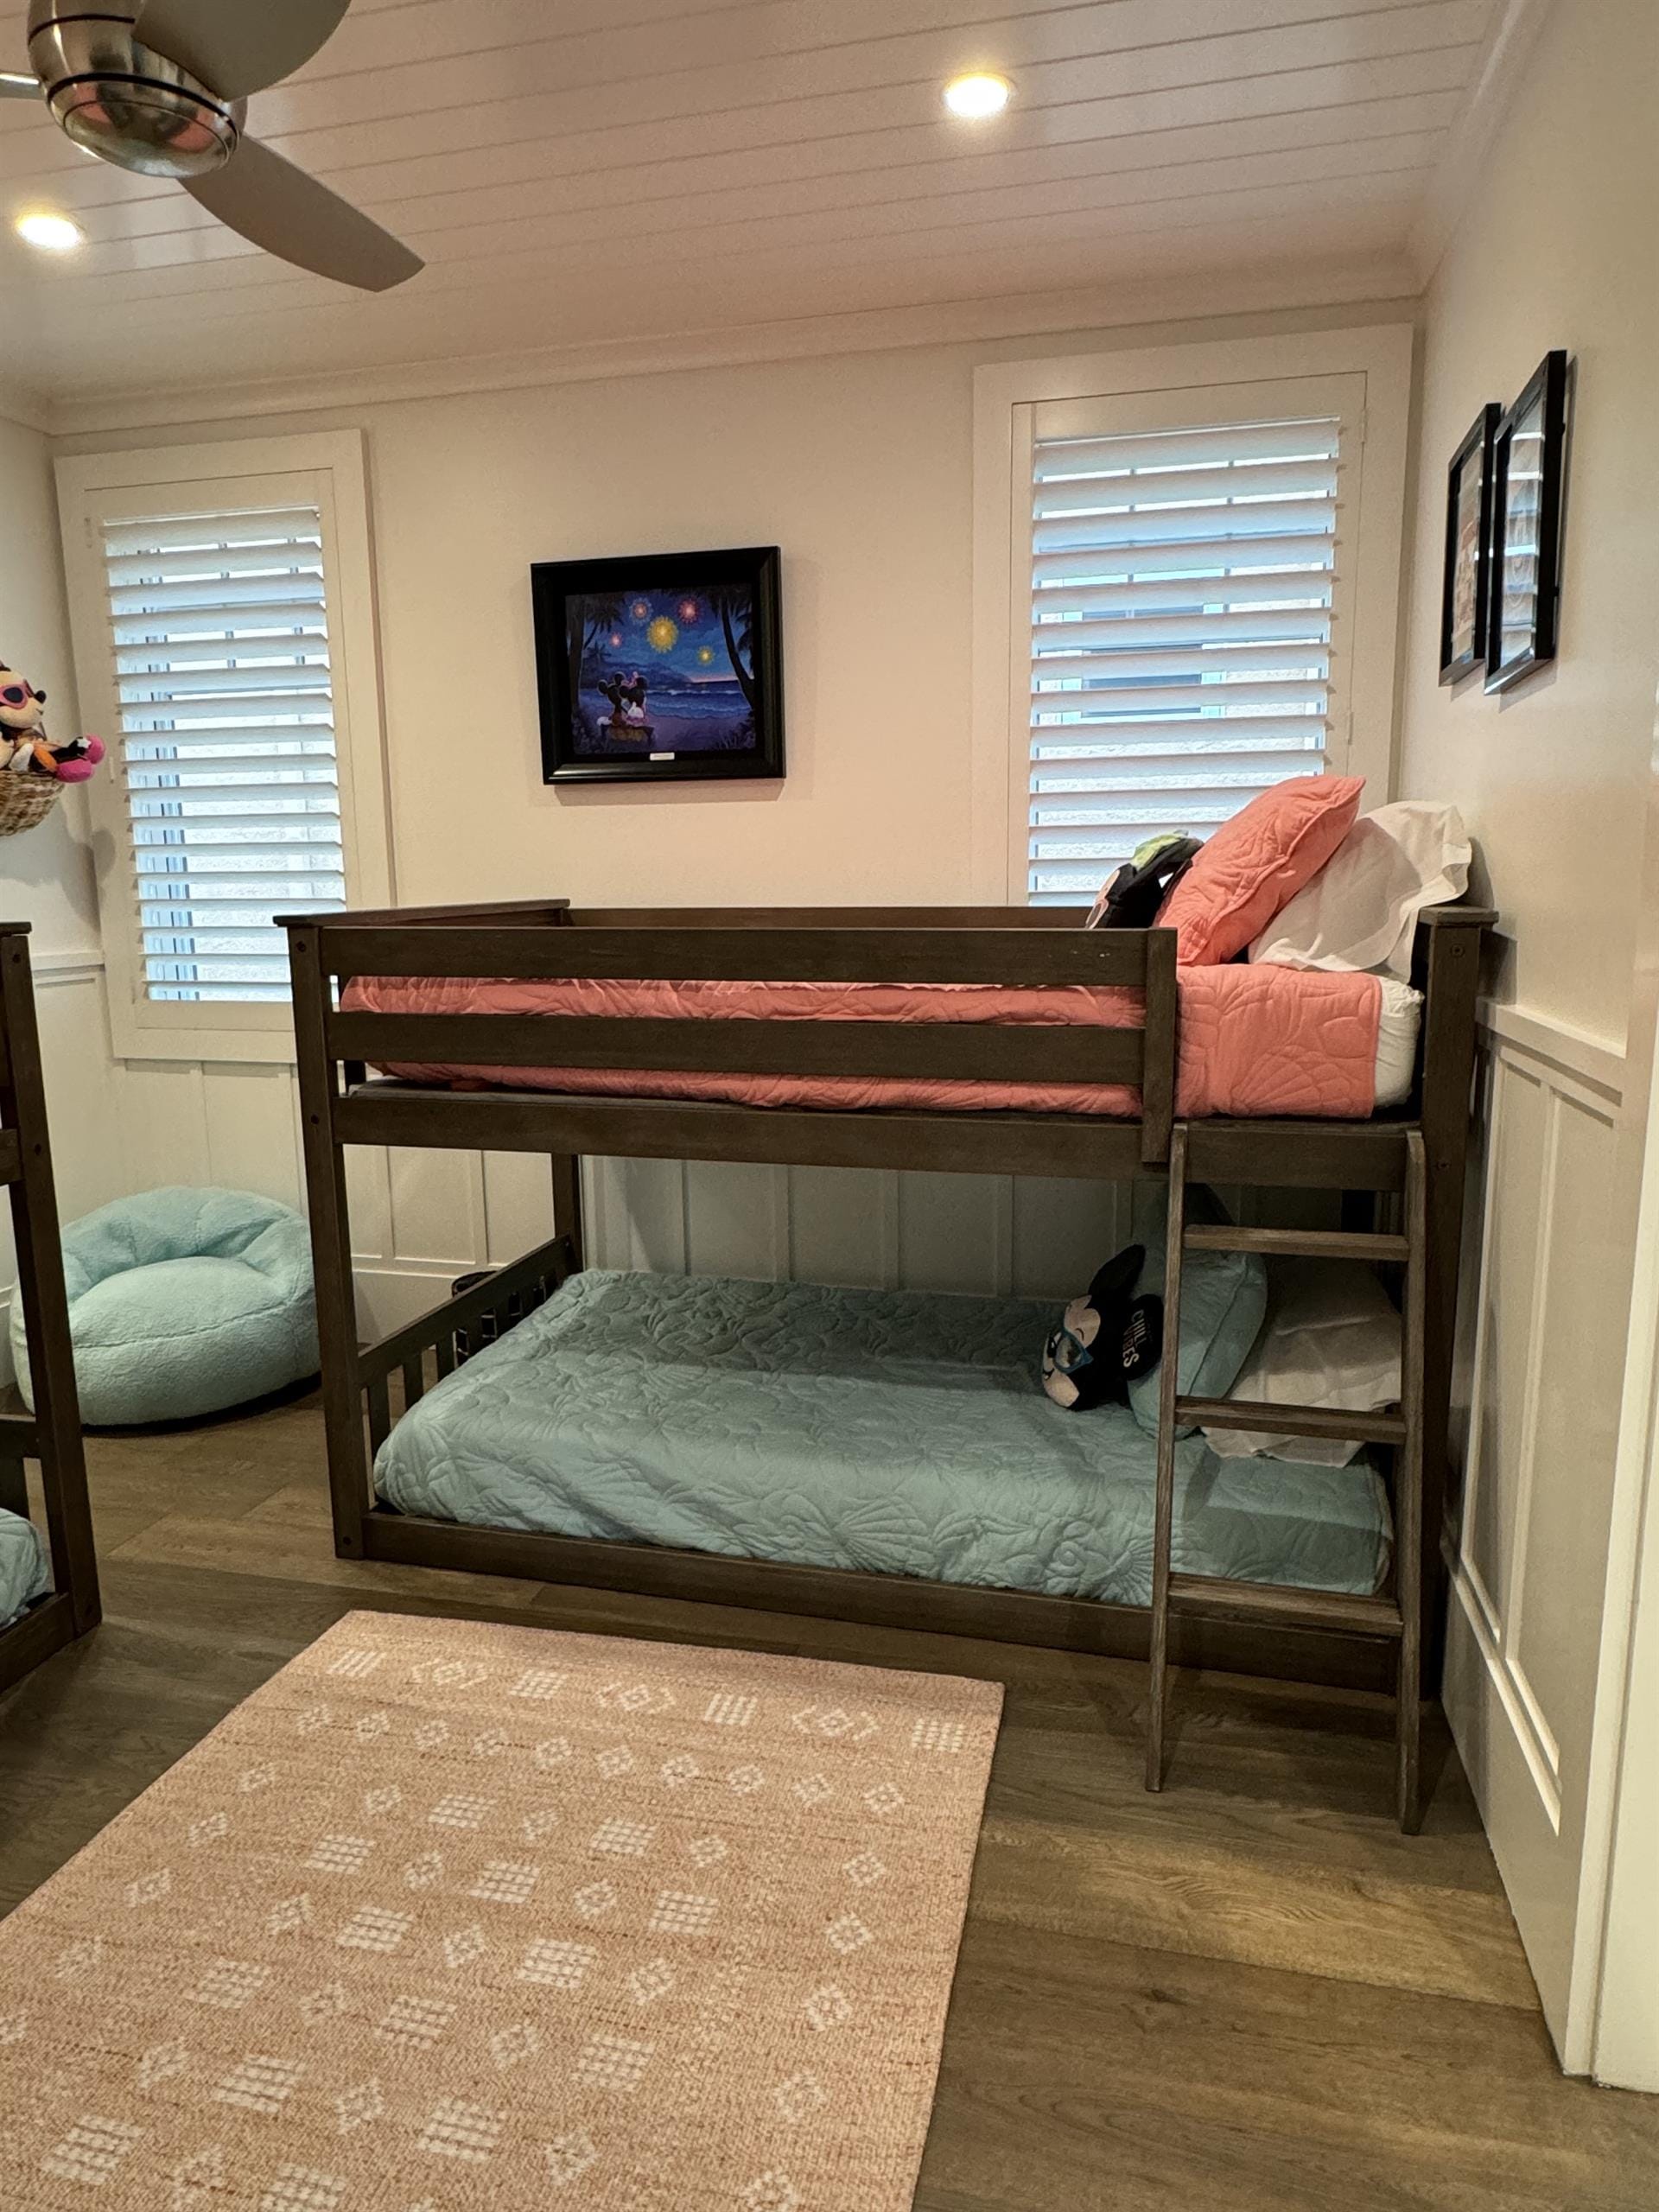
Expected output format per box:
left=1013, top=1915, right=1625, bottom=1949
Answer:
left=46, top=251, right=1420, bottom=439
left=0, top=376, right=56, bottom=435
left=1407, top=0, right=1556, bottom=287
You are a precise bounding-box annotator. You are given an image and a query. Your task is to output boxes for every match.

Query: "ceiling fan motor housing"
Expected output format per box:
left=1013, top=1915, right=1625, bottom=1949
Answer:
left=26, top=2, right=242, bottom=178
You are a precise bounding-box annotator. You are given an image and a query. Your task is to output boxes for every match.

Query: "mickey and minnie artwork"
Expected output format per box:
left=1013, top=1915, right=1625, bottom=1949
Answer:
left=532, top=545, right=785, bottom=785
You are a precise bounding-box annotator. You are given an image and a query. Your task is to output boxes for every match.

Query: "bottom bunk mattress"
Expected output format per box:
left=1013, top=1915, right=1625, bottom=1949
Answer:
left=0, top=1506, right=48, bottom=1628
left=374, top=1270, right=1393, bottom=1607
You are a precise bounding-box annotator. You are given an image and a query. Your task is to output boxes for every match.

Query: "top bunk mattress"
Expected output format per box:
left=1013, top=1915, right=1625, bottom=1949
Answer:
left=0, top=1506, right=48, bottom=1628
left=344, top=964, right=1421, bottom=1120
left=374, top=1269, right=1392, bottom=1608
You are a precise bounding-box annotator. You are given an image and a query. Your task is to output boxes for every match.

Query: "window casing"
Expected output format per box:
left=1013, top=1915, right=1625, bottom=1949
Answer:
left=57, top=433, right=391, bottom=1062
left=971, top=330, right=1410, bottom=906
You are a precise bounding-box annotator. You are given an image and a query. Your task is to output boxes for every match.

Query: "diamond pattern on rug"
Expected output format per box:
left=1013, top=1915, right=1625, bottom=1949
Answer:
left=0, top=1610, right=999, bottom=2211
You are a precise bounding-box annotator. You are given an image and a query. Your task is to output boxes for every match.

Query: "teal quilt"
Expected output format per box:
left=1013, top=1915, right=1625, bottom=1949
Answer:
left=0, top=1506, right=48, bottom=1628
left=375, top=1270, right=1391, bottom=1605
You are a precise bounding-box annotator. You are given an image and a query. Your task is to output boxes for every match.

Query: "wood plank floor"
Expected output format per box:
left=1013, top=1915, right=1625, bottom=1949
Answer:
left=3, top=1389, right=1658, bottom=2209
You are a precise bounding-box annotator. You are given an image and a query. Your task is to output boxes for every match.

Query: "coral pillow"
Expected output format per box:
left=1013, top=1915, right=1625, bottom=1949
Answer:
left=1157, top=775, right=1363, bottom=965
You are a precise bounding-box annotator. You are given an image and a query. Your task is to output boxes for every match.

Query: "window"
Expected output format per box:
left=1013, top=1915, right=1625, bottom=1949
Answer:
left=1026, top=409, right=1340, bottom=905
left=971, top=330, right=1409, bottom=905
left=57, top=433, right=391, bottom=1061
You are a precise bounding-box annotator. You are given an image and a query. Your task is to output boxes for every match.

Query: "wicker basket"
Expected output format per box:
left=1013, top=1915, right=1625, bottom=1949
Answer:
left=0, top=774, right=64, bottom=837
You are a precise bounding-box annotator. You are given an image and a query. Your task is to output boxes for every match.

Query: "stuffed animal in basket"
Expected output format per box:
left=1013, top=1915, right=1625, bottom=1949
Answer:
left=0, top=666, right=48, bottom=759
left=0, top=664, right=105, bottom=781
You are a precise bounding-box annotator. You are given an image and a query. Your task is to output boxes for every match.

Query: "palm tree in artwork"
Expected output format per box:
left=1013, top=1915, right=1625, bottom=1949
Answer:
left=705, top=584, right=757, bottom=712
left=567, top=592, right=627, bottom=716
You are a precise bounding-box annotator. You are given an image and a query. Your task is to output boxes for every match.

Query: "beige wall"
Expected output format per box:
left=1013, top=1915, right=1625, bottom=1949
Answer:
left=1395, top=0, right=1659, bottom=2072
left=0, top=411, right=98, bottom=955
left=58, top=296, right=1412, bottom=923
left=1397, top=0, right=1659, bottom=1051
left=38, top=297, right=1410, bottom=1332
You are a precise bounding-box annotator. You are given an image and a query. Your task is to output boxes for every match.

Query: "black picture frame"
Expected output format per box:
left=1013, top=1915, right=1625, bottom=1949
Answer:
left=1485, top=350, right=1570, bottom=694
left=532, top=546, right=785, bottom=785
left=1438, top=401, right=1499, bottom=683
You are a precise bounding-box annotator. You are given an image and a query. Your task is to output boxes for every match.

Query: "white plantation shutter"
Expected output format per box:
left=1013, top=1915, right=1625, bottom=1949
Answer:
left=1022, top=402, right=1351, bottom=905
left=59, top=434, right=391, bottom=1061
left=106, top=503, right=346, bottom=1002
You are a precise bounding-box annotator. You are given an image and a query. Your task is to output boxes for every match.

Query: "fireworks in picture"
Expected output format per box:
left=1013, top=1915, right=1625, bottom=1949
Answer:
left=566, top=582, right=757, bottom=757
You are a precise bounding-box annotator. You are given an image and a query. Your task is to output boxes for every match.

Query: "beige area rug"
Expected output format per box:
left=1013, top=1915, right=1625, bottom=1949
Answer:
left=0, top=1610, right=1001, bottom=2211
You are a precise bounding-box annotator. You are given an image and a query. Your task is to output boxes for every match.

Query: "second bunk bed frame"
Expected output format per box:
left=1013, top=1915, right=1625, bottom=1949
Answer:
left=0, top=923, right=98, bottom=1700
left=285, top=898, right=1490, bottom=1827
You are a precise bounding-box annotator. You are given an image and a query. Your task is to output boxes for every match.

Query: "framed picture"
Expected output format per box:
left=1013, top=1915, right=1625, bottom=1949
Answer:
left=1485, top=350, right=1570, bottom=694
left=1438, top=401, right=1498, bottom=683
left=532, top=546, right=784, bottom=785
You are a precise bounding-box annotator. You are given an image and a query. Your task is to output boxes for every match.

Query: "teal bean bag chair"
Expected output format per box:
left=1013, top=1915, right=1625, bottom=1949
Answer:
left=11, top=1187, right=319, bottom=1427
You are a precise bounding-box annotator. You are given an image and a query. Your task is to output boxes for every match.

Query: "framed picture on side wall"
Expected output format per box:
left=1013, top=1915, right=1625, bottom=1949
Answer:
left=1438, top=401, right=1498, bottom=683
left=532, top=545, right=785, bottom=784
left=1485, top=350, right=1570, bottom=693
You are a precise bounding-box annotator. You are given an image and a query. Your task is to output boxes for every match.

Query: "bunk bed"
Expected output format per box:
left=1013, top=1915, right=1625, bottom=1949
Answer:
left=0, top=924, right=98, bottom=1699
left=283, top=898, right=1491, bottom=1829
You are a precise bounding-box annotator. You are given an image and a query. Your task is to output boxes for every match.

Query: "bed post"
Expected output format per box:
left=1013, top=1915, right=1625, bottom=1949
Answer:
left=1414, top=909, right=1489, bottom=1689
left=0, top=928, right=98, bottom=1635
left=288, top=921, right=372, bottom=1560
left=1139, top=927, right=1178, bottom=1166
left=549, top=906, right=585, bottom=1268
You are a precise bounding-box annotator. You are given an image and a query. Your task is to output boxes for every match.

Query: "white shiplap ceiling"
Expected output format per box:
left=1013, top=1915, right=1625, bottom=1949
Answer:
left=0, top=0, right=1509, bottom=417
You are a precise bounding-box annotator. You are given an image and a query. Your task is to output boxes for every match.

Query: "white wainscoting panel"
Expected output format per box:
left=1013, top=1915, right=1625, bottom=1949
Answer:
left=0, top=957, right=128, bottom=1381
left=587, top=1159, right=1131, bottom=1305
left=1444, top=1006, right=1629, bottom=2053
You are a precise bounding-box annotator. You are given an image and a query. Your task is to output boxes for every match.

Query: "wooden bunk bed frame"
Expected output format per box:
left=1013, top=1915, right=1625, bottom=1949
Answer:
left=0, top=924, right=98, bottom=1699
left=284, top=898, right=1490, bottom=1711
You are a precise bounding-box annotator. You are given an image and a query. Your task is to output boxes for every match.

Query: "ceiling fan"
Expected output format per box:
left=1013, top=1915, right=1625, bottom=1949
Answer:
left=0, top=0, right=422, bottom=290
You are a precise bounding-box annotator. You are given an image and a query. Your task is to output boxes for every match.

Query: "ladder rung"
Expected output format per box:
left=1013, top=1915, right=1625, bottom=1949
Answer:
left=1168, top=1571, right=1403, bottom=1639
left=1182, top=1225, right=1410, bottom=1262
left=1177, top=1396, right=1407, bottom=1446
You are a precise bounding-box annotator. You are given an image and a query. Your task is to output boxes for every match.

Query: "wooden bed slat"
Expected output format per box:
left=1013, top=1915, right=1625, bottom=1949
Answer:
left=1179, top=1396, right=1408, bottom=1446
left=1185, top=1119, right=1410, bottom=1190
left=359, top=1512, right=1395, bottom=1691
left=337, top=1084, right=1148, bottom=1180
left=563, top=905, right=1090, bottom=930
left=320, top=925, right=1160, bottom=989
left=1184, top=1224, right=1410, bottom=1260
left=358, top=1230, right=575, bottom=1385
left=328, top=1011, right=1146, bottom=1084
left=1166, top=1573, right=1403, bottom=1639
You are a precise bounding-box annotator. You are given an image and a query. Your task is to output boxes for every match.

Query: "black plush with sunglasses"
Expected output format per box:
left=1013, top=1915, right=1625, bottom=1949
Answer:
left=1042, top=1244, right=1164, bottom=1410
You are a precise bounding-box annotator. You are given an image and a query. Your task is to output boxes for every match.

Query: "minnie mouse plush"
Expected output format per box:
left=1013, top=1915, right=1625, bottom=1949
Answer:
left=0, top=664, right=105, bottom=782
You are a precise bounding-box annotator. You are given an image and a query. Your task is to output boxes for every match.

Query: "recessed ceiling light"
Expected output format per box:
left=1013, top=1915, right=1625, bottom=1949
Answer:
left=943, top=73, right=1012, bottom=119
left=15, top=211, right=83, bottom=251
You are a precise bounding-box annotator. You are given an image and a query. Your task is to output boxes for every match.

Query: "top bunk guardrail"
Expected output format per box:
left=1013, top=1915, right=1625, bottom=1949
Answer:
left=283, top=899, right=1181, bottom=1167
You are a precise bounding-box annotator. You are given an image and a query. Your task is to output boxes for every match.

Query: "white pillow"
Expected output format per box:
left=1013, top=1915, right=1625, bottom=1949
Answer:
left=1249, top=800, right=1471, bottom=979
left=1204, top=1259, right=1402, bottom=1466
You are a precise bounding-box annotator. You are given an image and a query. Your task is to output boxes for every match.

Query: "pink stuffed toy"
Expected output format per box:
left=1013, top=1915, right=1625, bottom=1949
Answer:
left=40, top=733, right=105, bottom=784
left=0, top=660, right=105, bottom=782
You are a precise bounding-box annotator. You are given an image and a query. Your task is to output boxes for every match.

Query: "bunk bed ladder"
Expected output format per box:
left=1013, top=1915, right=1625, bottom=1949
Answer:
left=1146, top=1126, right=1428, bottom=1832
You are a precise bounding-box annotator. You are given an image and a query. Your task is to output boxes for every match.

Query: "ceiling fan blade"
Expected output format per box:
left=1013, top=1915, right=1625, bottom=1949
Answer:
left=184, top=137, right=422, bottom=291
left=0, top=71, right=38, bottom=99
left=133, top=0, right=349, bottom=99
